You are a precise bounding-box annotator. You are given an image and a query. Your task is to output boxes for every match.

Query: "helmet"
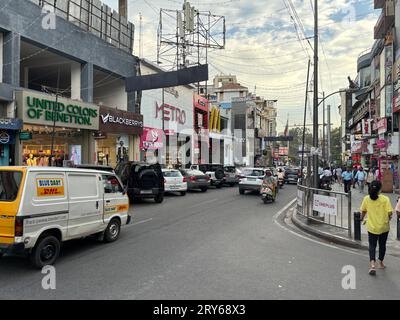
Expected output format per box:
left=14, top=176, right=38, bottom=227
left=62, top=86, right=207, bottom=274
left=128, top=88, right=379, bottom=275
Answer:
left=265, top=170, right=272, bottom=177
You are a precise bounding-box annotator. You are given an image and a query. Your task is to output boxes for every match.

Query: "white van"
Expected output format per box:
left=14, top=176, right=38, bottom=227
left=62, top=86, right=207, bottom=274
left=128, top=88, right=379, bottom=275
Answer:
left=0, top=167, right=131, bottom=268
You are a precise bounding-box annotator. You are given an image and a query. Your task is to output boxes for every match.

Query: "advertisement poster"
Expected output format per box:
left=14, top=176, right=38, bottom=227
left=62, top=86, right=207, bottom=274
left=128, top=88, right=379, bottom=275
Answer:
left=116, top=136, right=129, bottom=163
left=69, top=145, right=82, bottom=165
left=140, top=128, right=164, bottom=151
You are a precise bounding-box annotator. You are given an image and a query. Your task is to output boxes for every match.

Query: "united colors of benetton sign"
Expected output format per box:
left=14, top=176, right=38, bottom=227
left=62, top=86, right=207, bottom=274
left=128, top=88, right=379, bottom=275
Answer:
left=16, top=91, right=100, bottom=130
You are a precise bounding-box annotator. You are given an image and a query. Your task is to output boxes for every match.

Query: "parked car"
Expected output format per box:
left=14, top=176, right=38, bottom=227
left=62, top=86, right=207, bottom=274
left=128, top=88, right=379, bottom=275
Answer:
left=115, top=162, right=165, bottom=203
left=74, top=164, right=115, bottom=174
left=180, top=169, right=210, bottom=192
left=238, top=168, right=266, bottom=194
left=223, top=166, right=240, bottom=186
left=0, top=167, right=130, bottom=268
left=190, top=164, right=225, bottom=188
left=285, top=167, right=301, bottom=185
left=162, top=169, right=188, bottom=196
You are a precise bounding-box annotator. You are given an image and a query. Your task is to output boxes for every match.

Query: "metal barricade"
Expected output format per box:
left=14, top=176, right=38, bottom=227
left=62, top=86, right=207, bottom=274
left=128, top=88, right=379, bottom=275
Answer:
left=296, top=184, right=352, bottom=238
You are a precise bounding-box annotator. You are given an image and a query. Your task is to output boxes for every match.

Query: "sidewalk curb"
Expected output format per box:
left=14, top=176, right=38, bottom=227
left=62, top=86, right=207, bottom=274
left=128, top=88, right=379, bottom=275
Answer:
left=290, top=209, right=369, bottom=251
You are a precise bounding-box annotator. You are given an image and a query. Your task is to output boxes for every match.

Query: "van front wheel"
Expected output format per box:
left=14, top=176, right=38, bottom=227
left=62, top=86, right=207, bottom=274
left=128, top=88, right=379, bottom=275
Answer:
left=104, top=219, right=121, bottom=243
left=30, top=236, right=60, bottom=269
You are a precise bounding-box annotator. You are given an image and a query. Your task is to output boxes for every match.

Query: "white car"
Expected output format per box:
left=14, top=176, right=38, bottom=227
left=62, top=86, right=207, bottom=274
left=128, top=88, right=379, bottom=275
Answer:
left=238, top=168, right=266, bottom=194
left=162, top=169, right=188, bottom=196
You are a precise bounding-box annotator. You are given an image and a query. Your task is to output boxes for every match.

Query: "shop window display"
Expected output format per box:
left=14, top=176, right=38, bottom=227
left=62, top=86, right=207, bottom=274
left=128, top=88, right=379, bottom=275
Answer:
left=22, top=125, right=84, bottom=167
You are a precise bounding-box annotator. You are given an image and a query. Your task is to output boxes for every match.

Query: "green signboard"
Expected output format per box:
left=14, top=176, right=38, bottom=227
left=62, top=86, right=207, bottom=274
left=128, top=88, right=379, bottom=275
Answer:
left=16, top=91, right=100, bottom=131
left=19, top=132, right=32, bottom=141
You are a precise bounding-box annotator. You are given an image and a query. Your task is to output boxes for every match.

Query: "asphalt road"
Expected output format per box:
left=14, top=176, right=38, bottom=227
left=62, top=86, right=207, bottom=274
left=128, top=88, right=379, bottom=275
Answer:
left=1, top=184, right=400, bottom=299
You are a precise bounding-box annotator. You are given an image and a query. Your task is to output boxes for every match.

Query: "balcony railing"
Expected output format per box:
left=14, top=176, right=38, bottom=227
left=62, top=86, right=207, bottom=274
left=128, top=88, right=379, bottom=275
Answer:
left=30, top=0, right=134, bottom=54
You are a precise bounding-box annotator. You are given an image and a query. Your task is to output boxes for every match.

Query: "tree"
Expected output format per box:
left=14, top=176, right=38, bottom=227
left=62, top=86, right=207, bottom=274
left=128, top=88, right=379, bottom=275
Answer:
left=330, top=127, right=342, bottom=166
left=286, top=127, right=313, bottom=165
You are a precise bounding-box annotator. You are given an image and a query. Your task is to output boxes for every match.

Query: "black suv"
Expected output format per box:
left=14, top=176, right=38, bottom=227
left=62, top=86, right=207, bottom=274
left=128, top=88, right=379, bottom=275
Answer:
left=115, top=162, right=165, bottom=203
left=190, top=164, right=225, bottom=188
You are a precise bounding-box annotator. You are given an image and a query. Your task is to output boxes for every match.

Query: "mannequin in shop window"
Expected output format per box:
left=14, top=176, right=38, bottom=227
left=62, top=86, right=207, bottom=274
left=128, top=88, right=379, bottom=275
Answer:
left=27, top=154, right=36, bottom=166
left=117, top=140, right=128, bottom=163
left=38, top=155, right=46, bottom=167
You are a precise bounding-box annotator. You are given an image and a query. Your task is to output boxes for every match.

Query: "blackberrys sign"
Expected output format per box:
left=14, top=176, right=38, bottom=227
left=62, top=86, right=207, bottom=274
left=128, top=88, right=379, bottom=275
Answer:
left=99, top=106, right=143, bottom=135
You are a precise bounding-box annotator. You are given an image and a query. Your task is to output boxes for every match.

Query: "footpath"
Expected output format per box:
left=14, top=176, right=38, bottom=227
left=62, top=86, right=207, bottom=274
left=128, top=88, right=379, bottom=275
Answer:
left=291, top=182, right=400, bottom=256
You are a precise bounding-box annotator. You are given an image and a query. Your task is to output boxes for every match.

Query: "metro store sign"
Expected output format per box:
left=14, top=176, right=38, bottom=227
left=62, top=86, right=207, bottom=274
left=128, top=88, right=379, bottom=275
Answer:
left=16, top=90, right=100, bottom=130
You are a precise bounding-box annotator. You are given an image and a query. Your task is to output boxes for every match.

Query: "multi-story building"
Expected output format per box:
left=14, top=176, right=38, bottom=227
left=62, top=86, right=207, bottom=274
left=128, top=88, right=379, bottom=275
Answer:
left=341, top=0, right=400, bottom=191
left=0, top=0, right=143, bottom=167
left=199, top=75, right=278, bottom=166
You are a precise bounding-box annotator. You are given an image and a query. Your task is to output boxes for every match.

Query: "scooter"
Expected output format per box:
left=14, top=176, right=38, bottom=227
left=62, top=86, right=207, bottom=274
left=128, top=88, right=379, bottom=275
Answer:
left=278, top=178, right=285, bottom=189
left=261, top=185, right=276, bottom=204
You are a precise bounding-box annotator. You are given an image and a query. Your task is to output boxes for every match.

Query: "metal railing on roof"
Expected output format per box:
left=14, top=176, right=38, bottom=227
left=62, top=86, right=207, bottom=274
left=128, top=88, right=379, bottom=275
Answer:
left=30, top=0, right=134, bottom=54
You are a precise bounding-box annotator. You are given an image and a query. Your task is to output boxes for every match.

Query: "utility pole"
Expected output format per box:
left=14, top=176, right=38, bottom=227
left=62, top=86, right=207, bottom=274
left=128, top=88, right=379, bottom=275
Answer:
left=139, top=12, right=143, bottom=58
left=301, top=60, right=311, bottom=185
left=327, top=104, right=331, bottom=166
left=313, top=0, right=319, bottom=188
left=322, top=91, right=325, bottom=165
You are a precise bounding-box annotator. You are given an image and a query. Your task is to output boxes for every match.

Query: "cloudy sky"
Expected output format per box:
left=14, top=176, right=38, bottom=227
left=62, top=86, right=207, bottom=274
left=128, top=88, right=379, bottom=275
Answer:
left=104, top=0, right=379, bottom=132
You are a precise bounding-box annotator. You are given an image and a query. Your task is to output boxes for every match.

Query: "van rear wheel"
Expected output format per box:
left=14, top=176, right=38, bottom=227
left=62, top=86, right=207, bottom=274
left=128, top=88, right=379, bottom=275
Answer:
left=104, top=219, right=121, bottom=243
left=30, top=235, right=60, bottom=269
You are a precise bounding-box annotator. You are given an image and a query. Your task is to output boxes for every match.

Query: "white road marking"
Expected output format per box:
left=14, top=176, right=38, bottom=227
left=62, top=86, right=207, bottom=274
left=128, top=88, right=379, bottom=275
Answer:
left=126, top=218, right=153, bottom=228
left=189, top=198, right=219, bottom=209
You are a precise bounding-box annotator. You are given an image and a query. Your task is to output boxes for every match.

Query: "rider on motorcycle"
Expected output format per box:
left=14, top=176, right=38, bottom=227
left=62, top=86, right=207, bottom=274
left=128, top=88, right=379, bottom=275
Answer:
left=320, top=167, right=333, bottom=189
left=262, top=170, right=277, bottom=198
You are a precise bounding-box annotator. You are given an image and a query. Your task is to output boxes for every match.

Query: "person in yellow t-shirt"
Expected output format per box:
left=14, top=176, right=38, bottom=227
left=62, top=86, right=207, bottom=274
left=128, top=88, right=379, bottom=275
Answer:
left=360, top=181, right=393, bottom=276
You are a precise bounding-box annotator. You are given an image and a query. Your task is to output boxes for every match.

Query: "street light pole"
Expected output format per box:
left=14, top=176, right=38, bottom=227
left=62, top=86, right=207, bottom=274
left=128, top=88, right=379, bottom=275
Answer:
left=313, top=0, right=319, bottom=188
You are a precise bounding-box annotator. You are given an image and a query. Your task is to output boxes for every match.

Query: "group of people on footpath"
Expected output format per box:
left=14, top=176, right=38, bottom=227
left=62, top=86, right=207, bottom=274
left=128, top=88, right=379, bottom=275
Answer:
left=320, top=165, right=399, bottom=276
left=327, top=166, right=379, bottom=194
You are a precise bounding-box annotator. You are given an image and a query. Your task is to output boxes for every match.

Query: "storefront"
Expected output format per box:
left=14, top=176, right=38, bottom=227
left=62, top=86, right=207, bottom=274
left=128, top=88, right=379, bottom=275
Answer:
left=193, top=94, right=209, bottom=164
left=140, top=84, right=195, bottom=167
left=96, top=106, right=143, bottom=167
left=16, top=90, right=100, bottom=166
left=0, top=119, right=23, bottom=166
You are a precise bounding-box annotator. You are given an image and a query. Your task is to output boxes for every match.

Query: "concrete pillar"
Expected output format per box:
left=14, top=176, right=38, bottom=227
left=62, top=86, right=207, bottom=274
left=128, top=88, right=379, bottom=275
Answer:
left=81, top=62, right=93, bottom=103
left=0, top=33, right=3, bottom=83
left=71, top=62, right=81, bottom=100
left=81, top=63, right=95, bottom=164
left=3, top=31, right=20, bottom=86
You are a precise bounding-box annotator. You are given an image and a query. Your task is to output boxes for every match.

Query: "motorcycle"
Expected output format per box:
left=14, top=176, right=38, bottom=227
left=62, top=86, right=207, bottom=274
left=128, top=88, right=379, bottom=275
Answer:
left=278, top=178, right=285, bottom=189
left=319, top=176, right=332, bottom=191
left=261, top=185, right=276, bottom=204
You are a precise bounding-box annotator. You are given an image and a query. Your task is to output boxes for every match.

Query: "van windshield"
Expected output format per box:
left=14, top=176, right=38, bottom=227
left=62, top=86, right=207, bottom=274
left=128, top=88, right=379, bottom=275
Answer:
left=0, top=171, right=23, bottom=202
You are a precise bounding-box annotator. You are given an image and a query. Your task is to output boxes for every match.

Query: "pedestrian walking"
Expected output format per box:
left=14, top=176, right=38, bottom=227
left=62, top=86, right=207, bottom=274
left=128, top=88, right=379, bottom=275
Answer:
left=342, top=167, right=353, bottom=193
left=352, top=167, right=359, bottom=189
left=360, top=181, right=393, bottom=276
left=336, top=167, right=343, bottom=185
left=355, top=167, right=366, bottom=193
left=366, top=168, right=375, bottom=190
left=375, top=167, right=380, bottom=181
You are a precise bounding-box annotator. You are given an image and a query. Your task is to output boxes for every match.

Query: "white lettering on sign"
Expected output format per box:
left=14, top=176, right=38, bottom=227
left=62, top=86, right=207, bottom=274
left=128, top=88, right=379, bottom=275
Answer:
left=101, top=113, right=143, bottom=128
left=313, top=194, right=338, bottom=216
left=155, top=103, right=186, bottom=125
